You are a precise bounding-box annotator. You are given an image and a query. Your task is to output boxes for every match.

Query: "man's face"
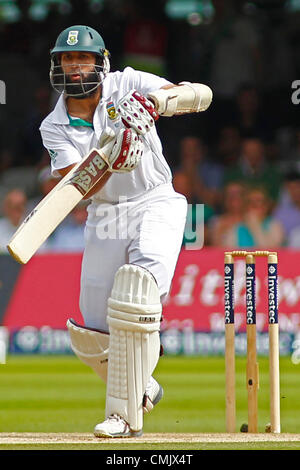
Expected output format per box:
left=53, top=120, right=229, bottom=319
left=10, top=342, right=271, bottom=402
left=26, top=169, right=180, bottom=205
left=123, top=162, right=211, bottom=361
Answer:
left=242, top=139, right=264, bottom=168
left=60, top=51, right=99, bottom=98
left=61, top=51, right=96, bottom=78
left=3, top=191, right=26, bottom=226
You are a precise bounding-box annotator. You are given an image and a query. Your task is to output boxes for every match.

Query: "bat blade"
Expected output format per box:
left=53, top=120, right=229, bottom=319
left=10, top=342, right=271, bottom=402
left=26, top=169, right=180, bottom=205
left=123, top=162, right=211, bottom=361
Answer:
left=7, top=148, right=110, bottom=264
left=7, top=184, right=83, bottom=264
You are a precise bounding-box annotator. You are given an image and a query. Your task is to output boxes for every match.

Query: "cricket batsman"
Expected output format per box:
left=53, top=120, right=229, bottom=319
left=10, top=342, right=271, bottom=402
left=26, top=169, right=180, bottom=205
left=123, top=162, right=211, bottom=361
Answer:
left=40, top=25, right=213, bottom=438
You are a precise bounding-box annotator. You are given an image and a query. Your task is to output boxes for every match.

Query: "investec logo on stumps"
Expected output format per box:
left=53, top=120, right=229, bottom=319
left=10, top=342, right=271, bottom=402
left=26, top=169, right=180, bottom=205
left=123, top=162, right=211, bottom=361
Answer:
left=246, top=265, right=256, bottom=324
left=268, top=264, right=278, bottom=324
left=224, top=264, right=234, bottom=324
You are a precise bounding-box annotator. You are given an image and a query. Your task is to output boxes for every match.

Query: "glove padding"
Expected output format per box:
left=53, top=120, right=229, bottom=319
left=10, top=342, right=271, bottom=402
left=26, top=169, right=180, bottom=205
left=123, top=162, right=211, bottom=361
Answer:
left=99, top=127, right=144, bottom=173
left=117, top=90, right=159, bottom=135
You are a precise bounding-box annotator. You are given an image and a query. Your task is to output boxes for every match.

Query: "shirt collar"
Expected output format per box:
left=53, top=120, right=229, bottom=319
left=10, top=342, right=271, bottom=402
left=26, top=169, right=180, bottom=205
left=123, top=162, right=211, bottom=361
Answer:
left=48, top=95, right=69, bottom=125
left=100, top=73, right=119, bottom=102
left=67, top=112, right=94, bottom=128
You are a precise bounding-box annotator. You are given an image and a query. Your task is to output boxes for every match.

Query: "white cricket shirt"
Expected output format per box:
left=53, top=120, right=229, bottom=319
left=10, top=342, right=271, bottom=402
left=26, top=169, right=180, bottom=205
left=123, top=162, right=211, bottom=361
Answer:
left=40, top=66, right=173, bottom=203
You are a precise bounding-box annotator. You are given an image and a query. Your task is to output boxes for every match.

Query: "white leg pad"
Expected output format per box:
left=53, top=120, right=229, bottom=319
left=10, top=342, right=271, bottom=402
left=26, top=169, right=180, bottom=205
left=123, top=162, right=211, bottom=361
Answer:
left=105, top=264, right=162, bottom=431
left=67, top=318, right=109, bottom=382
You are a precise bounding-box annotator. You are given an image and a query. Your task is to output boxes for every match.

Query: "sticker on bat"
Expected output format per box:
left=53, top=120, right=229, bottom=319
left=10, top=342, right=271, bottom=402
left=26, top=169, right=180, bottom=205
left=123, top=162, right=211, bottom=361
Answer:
left=69, top=150, right=108, bottom=195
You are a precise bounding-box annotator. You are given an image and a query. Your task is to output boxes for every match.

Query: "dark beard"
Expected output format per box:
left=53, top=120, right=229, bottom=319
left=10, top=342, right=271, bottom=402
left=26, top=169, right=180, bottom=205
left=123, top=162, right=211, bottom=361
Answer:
left=64, top=70, right=100, bottom=98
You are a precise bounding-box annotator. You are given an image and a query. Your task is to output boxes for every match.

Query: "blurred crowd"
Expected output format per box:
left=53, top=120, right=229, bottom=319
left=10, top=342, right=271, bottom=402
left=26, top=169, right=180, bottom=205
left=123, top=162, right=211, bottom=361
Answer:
left=1, top=0, right=300, bottom=253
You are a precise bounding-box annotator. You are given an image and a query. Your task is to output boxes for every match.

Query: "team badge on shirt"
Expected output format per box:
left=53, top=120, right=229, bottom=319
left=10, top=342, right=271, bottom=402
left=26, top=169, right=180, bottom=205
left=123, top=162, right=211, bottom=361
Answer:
left=106, top=102, right=118, bottom=121
left=67, top=30, right=79, bottom=45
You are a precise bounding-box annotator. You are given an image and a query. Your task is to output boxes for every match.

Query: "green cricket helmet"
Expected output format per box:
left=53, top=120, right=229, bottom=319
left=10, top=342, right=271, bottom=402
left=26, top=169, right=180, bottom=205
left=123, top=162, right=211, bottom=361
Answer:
left=50, top=25, right=110, bottom=98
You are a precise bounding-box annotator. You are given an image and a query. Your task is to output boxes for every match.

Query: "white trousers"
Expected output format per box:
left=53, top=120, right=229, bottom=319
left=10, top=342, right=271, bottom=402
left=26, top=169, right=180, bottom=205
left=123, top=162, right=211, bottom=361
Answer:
left=79, top=183, right=187, bottom=331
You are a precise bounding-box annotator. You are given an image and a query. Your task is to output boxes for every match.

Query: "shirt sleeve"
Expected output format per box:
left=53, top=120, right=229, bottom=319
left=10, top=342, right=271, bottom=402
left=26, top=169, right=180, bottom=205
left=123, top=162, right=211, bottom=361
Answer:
left=40, top=122, right=82, bottom=177
left=122, top=66, right=172, bottom=96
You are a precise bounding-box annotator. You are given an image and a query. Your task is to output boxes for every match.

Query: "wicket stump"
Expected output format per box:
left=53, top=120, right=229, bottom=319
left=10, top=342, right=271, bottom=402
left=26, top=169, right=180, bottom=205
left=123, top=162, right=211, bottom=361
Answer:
left=224, top=250, right=280, bottom=433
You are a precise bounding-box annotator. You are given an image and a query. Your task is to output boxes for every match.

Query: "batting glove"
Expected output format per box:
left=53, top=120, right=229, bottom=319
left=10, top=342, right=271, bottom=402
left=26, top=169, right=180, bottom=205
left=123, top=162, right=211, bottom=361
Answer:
left=117, top=90, right=159, bottom=135
left=99, top=127, right=144, bottom=173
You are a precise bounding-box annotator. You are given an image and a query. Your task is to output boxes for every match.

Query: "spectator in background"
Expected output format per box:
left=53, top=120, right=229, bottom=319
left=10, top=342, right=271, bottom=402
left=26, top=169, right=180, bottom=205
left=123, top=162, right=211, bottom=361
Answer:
left=27, top=166, right=59, bottom=252
left=15, top=84, right=52, bottom=167
left=27, top=166, right=87, bottom=253
left=172, top=170, right=194, bottom=204
left=0, top=189, right=27, bottom=253
left=281, top=127, right=300, bottom=173
left=231, top=84, right=278, bottom=163
left=38, top=165, right=58, bottom=195
left=273, top=171, right=300, bottom=247
left=207, top=0, right=262, bottom=102
left=209, top=181, right=246, bottom=247
left=121, top=2, right=168, bottom=76
left=27, top=165, right=58, bottom=211
left=232, top=84, right=274, bottom=142
left=222, top=186, right=284, bottom=248
left=179, top=136, right=224, bottom=210
left=49, top=201, right=88, bottom=253
left=224, top=137, right=282, bottom=202
left=259, top=8, right=295, bottom=107
left=172, top=170, right=214, bottom=248
left=214, top=126, right=241, bottom=167
left=0, top=148, right=14, bottom=174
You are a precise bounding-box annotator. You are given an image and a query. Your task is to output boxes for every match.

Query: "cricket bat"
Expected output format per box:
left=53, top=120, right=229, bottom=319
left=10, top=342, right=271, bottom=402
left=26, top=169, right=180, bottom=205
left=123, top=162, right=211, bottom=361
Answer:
left=7, top=146, right=112, bottom=264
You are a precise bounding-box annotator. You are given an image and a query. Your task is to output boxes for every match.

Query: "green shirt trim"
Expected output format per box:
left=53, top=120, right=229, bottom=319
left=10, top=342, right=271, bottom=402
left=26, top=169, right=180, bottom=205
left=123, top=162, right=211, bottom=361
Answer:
left=67, top=112, right=94, bottom=129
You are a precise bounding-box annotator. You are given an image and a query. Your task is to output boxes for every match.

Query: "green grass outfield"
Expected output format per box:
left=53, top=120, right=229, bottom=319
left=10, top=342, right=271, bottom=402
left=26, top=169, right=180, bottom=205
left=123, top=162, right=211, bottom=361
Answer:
left=0, top=355, right=299, bottom=450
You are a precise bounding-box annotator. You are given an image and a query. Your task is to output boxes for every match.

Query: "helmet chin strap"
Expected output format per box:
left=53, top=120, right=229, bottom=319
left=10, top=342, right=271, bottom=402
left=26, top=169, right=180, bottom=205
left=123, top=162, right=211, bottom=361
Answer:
left=103, top=54, right=110, bottom=74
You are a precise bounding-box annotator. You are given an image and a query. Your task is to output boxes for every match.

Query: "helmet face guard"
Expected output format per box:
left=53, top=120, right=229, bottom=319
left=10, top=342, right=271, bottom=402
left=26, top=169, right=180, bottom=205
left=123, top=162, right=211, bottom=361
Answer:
left=50, top=54, right=110, bottom=98
left=49, top=25, right=110, bottom=98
